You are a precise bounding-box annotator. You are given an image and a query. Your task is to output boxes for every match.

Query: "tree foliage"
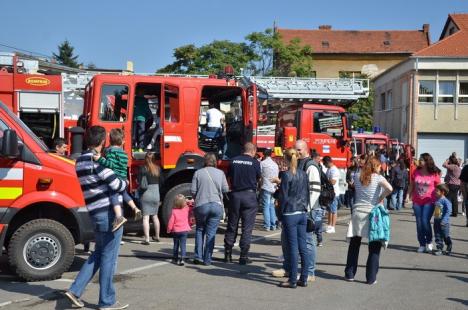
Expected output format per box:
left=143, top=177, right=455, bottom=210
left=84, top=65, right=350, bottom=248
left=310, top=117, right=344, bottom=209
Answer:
left=157, top=29, right=314, bottom=77
left=53, top=40, right=81, bottom=68
left=347, top=82, right=374, bottom=131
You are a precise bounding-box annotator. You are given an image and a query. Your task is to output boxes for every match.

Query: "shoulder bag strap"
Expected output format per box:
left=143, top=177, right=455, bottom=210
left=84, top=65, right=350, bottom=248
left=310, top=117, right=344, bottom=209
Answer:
left=205, top=168, right=222, bottom=202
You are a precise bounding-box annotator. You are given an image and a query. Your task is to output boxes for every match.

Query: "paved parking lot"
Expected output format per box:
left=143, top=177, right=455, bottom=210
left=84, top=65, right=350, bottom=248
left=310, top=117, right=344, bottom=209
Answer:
left=1, top=208, right=467, bottom=310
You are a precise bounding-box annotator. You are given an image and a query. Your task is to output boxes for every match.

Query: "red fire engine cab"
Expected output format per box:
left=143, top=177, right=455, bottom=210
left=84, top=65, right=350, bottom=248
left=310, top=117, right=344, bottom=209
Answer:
left=243, top=76, right=369, bottom=196
left=72, top=72, right=257, bottom=225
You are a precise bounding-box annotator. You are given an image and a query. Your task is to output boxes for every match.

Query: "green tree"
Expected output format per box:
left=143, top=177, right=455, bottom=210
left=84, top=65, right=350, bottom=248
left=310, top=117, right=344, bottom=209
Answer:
left=157, top=29, right=314, bottom=77
left=157, top=40, right=256, bottom=75
left=347, top=82, right=374, bottom=131
left=53, top=40, right=80, bottom=68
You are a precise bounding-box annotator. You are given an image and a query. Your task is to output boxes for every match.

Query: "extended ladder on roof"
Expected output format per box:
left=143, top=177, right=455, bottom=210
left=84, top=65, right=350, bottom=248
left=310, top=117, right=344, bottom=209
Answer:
left=243, top=76, right=369, bottom=104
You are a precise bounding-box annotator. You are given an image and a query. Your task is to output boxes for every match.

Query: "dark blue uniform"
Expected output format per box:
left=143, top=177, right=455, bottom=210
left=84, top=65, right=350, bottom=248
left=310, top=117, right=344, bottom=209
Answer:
left=224, top=154, right=261, bottom=258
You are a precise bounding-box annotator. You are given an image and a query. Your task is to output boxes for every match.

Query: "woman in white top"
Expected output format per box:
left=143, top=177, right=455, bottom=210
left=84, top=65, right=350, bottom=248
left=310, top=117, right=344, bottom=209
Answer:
left=345, top=156, right=392, bottom=284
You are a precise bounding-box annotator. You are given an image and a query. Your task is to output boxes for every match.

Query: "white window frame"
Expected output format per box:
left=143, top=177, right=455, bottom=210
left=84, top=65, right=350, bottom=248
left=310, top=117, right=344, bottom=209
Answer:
left=385, top=90, right=392, bottom=111
left=437, top=81, right=455, bottom=105
left=418, top=80, right=435, bottom=104
left=458, top=81, right=468, bottom=104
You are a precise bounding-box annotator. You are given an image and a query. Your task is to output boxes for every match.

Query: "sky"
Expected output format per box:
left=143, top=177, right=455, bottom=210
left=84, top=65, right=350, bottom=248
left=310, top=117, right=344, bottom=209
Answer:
left=1, top=0, right=467, bottom=73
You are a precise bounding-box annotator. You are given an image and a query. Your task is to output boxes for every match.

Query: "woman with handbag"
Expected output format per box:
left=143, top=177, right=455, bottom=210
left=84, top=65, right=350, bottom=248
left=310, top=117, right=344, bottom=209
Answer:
left=345, top=156, right=392, bottom=284
left=277, top=148, right=309, bottom=288
left=139, top=152, right=162, bottom=245
left=191, top=153, right=229, bottom=265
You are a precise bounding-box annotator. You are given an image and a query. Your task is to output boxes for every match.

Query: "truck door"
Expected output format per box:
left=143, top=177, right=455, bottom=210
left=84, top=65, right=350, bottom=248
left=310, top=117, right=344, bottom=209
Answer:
left=0, top=118, right=24, bottom=220
left=161, top=83, right=183, bottom=169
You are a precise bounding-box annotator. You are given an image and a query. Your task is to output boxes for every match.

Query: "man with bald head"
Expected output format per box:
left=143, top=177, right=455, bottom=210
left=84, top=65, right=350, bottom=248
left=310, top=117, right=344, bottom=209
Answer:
left=224, top=142, right=261, bottom=265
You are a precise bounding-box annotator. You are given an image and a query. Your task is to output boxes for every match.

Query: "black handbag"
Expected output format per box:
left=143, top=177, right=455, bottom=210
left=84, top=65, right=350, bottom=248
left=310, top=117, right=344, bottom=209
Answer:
left=306, top=217, right=315, bottom=233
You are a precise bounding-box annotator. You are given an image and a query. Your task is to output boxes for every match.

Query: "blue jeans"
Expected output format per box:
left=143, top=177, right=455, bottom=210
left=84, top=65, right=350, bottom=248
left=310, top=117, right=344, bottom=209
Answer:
left=433, top=219, right=452, bottom=250
left=328, top=197, right=339, bottom=214
left=311, top=208, right=324, bottom=244
left=282, top=213, right=309, bottom=283
left=260, top=190, right=277, bottom=229
left=69, top=210, right=123, bottom=307
left=391, top=188, right=404, bottom=210
left=413, top=203, right=434, bottom=246
left=173, top=232, right=188, bottom=259
left=194, top=202, right=223, bottom=264
left=345, top=190, right=355, bottom=210
left=281, top=217, right=317, bottom=277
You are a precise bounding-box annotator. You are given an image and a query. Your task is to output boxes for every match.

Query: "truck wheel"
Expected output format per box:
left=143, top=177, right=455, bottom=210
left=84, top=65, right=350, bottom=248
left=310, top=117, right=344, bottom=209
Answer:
left=8, top=219, right=75, bottom=282
left=161, top=183, right=192, bottom=228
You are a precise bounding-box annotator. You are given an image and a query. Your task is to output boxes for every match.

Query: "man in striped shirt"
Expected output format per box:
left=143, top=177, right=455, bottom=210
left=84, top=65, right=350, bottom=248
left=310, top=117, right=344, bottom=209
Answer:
left=65, top=126, right=129, bottom=310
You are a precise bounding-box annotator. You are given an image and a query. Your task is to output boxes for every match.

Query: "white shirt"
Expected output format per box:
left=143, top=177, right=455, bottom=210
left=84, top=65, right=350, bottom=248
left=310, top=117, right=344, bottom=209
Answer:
left=206, top=108, right=224, bottom=128
left=326, top=165, right=340, bottom=195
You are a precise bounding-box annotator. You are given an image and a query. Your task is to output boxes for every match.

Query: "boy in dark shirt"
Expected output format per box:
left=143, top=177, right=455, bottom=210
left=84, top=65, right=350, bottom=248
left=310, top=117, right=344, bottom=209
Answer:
left=433, top=184, right=452, bottom=256
left=94, top=128, right=141, bottom=231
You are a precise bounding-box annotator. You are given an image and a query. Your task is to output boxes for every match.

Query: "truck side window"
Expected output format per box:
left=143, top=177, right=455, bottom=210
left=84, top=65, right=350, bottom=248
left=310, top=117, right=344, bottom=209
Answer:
left=99, top=85, right=129, bottom=122
left=164, top=85, right=179, bottom=123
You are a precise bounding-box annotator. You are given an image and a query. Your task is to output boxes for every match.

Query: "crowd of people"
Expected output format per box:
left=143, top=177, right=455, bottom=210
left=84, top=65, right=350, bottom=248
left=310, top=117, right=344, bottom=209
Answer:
left=62, top=125, right=468, bottom=309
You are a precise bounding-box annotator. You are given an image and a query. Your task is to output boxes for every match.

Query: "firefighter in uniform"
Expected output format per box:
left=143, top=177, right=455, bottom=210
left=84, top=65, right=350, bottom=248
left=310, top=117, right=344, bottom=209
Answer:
left=224, top=142, right=261, bottom=265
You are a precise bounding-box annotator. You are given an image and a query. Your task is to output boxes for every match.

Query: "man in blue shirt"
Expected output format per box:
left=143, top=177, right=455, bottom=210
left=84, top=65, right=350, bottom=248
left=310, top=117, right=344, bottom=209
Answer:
left=224, top=142, right=261, bottom=265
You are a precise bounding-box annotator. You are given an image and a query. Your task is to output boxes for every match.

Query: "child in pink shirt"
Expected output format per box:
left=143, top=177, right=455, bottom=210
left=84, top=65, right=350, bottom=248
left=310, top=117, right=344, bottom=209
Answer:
left=167, top=194, right=194, bottom=266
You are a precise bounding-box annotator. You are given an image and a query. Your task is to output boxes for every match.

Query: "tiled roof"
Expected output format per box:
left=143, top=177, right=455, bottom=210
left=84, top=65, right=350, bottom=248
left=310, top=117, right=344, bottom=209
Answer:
left=415, top=14, right=468, bottom=57
left=277, top=28, right=430, bottom=54
left=451, top=13, right=468, bottom=30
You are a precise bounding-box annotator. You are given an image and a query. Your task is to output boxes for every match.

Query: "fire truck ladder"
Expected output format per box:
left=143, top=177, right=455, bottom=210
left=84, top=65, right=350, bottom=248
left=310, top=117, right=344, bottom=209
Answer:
left=244, top=76, right=369, bottom=104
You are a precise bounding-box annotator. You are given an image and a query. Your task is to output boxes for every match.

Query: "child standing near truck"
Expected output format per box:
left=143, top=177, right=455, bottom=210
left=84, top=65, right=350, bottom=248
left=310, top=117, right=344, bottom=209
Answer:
left=433, top=184, right=453, bottom=256
left=94, top=128, right=141, bottom=231
left=167, top=194, right=194, bottom=266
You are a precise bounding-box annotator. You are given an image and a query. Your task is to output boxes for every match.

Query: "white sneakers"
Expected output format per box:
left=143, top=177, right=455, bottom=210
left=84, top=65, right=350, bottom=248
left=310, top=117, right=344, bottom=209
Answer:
left=325, top=226, right=336, bottom=234
left=417, top=244, right=433, bottom=253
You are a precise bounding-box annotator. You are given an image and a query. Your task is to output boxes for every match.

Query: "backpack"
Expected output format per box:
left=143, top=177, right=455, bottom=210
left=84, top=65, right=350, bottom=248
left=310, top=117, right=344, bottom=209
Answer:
left=303, top=158, right=336, bottom=207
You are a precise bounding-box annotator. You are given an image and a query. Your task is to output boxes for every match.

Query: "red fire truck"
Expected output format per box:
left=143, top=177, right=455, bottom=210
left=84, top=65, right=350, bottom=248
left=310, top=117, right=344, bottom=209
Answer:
left=352, top=132, right=389, bottom=156
left=244, top=76, right=369, bottom=196
left=0, top=100, right=94, bottom=281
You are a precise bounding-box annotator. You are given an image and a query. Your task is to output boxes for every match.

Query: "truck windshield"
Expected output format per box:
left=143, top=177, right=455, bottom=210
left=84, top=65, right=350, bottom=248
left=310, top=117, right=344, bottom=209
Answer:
left=0, top=103, right=48, bottom=152
left=313, top=112, right=343, bottom=138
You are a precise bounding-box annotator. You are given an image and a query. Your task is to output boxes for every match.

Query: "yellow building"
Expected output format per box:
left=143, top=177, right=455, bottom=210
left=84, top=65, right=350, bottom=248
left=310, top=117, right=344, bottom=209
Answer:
left=277, top=25, right=430, bottom=78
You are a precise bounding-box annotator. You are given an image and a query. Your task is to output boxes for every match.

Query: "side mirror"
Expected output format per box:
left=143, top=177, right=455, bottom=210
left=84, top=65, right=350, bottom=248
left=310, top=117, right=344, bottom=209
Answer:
left=1, top=129, right=20, bottom=159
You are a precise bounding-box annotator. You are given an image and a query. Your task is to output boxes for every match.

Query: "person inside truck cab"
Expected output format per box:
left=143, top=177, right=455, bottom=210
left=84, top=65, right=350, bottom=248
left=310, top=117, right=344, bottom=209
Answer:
left=53, top=137, right=68, bottom=157
left=133, top=88, right=154, bottom=152
left=206, top=100, right=225, bottom=135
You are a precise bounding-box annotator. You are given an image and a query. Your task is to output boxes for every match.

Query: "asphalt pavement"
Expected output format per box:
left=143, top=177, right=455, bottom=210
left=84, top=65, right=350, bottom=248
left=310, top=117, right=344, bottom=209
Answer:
left=0, top=207, right=467, bottom=310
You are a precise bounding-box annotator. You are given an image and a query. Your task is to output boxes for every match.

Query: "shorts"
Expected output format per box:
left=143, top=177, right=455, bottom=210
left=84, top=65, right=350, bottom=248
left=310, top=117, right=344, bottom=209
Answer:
left=327, top=197, right=338, bottom=214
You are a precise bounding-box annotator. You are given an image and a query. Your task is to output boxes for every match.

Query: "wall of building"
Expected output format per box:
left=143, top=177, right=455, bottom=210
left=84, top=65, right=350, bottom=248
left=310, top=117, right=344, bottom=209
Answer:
left=313, top=54, right=409, bottom=78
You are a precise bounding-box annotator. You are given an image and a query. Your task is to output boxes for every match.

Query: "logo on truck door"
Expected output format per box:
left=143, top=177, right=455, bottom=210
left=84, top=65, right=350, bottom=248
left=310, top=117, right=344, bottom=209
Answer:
left=25, top=77, right=51, bottom=86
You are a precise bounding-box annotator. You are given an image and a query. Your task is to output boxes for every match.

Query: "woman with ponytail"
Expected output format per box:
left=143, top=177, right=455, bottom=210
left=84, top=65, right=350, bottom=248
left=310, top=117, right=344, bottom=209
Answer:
left=277, top=148, right=310, bottom=288
left=345, top=156, right=392, bottom=284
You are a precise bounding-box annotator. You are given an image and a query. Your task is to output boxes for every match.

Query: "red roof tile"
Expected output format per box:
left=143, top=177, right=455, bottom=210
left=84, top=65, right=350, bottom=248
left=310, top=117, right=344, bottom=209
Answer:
left=451, top=13, right=468, bottom=30
left=415, top=14, right=468, bottom=57
left=415, top=31, right=468, bottom=57
left=277, top=28, right=430, bottom=54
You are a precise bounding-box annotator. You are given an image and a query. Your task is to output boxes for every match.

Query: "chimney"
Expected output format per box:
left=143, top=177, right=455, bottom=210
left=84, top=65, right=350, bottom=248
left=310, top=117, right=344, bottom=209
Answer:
left=422, top=24, right=429, bottom=34
left=319, top=25, right=332, bottom=30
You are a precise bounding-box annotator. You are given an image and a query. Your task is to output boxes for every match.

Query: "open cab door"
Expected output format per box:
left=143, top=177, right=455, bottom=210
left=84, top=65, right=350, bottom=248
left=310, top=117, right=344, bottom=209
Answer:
left=243, top=83, right=257, bottom=145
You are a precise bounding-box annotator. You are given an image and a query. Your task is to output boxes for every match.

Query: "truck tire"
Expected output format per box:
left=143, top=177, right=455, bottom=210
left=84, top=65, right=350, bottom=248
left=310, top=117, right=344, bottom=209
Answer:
left=8, top=219, right=75, bottom=282
left=161, top=183, right=192, bottom=228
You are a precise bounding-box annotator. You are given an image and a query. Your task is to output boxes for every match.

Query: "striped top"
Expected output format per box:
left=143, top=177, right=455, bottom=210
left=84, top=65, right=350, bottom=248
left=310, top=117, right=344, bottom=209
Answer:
left=353, top=173, right=385, bottom=206
left=97, top=146, right=128, bottom=179
left=76, top=151, right=127, bottom=213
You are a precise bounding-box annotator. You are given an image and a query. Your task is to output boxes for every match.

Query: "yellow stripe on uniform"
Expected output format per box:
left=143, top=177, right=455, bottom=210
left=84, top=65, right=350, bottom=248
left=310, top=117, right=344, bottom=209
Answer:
left=0, top=187, right=23, bottom=200
left=163, top=165, right=176, bottom=169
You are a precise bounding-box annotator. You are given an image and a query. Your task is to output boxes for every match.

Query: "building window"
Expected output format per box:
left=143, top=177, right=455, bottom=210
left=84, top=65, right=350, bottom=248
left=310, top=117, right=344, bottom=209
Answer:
left=339, top=71, right=364, bottom=79
left=380, top=93, right=386, bottom=110
left=418, top=80, right=435, bottom=103
left=386, top=90, right=392, bottom=110
left=438, top=81, right=455, bottom=103
left=459, top=81, right=468, bottom=103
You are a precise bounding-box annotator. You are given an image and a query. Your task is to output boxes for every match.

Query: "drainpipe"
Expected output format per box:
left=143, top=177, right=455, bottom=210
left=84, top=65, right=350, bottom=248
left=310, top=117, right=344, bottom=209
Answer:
left=411, top=58, right=419, bottom=150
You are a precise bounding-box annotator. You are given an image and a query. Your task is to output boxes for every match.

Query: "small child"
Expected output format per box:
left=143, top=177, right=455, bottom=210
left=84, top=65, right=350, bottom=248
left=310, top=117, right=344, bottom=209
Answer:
left=433, top=183, right=453, bottom=256
left=94, top=128, right=141, bottom=232
left=167, top=194, right=193, bottom=266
